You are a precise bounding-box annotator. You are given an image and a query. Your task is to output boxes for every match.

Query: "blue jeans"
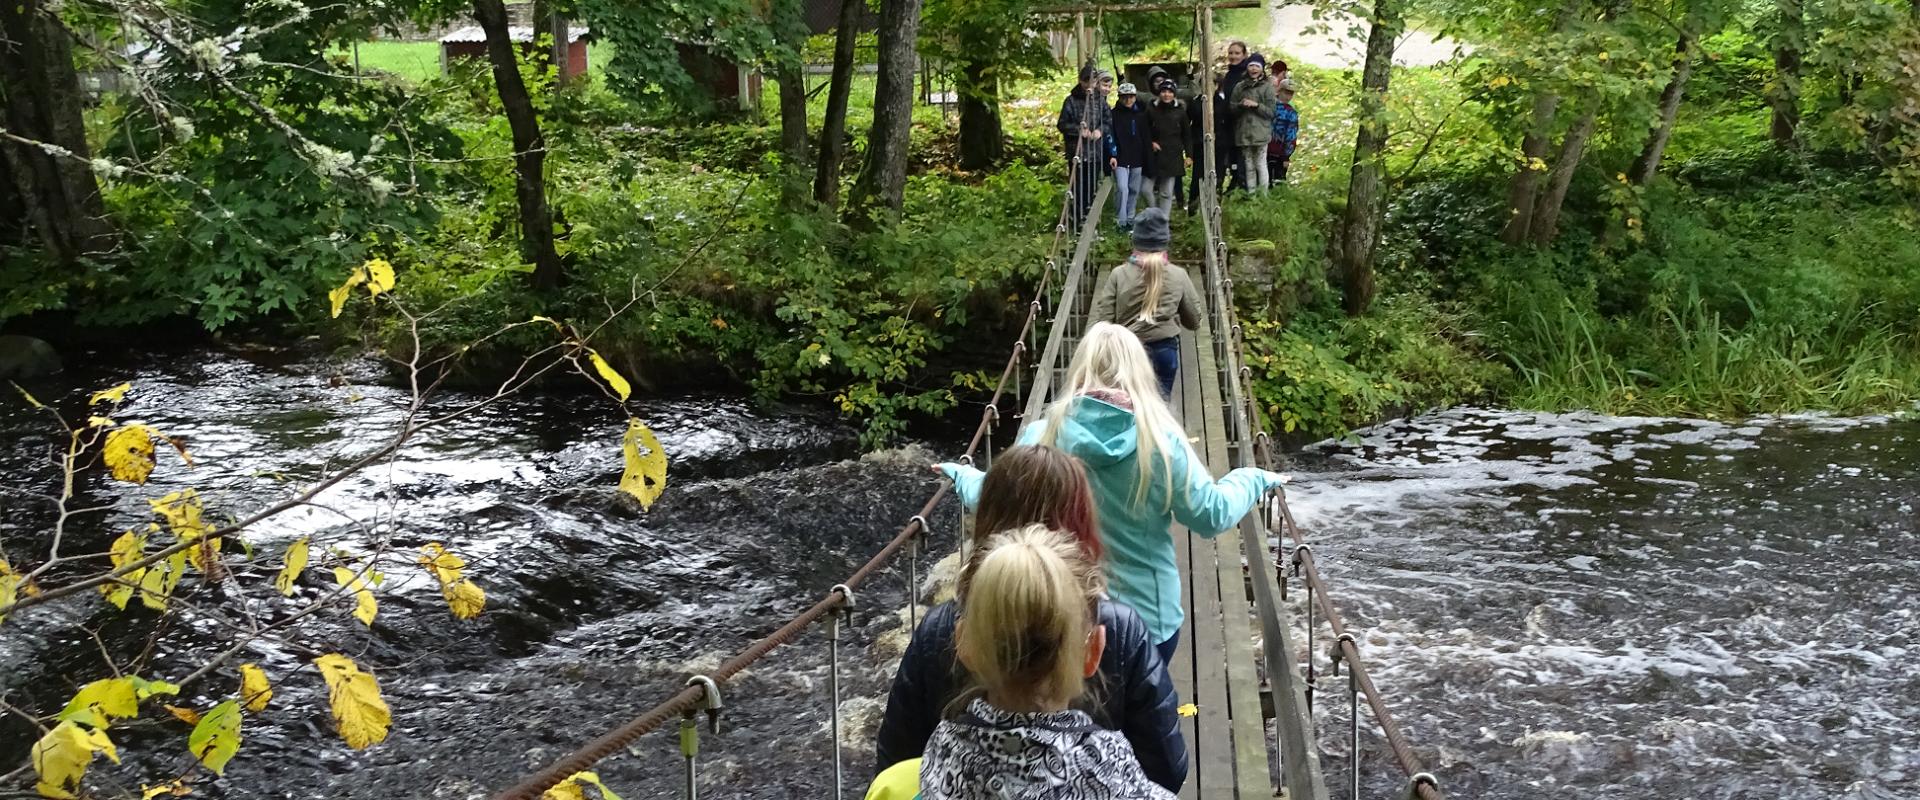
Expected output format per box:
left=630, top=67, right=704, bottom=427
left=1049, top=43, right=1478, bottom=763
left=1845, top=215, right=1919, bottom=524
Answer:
left=1143, top=336, right=1179, bottom=399
left=1114, top=165, right=1144, bottom=225
left=1156, top=630, right=1180, bottom=667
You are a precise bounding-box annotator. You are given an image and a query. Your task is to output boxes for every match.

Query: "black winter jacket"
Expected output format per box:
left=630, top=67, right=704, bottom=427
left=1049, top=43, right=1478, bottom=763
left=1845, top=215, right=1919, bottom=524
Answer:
left=1058, top=85, right=1113, bottom=157
left=1145, top=98, right=1189, bottom=179
left=873, top=599, right=1189, bottom=794
left=1108, top=101, right=1152, bottom=169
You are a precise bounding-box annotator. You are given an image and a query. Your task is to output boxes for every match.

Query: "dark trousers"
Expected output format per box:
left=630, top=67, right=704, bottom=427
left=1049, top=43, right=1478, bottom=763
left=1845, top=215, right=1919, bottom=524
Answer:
left=1156, top=630, right=1180, bottom=667
left=1268, top=154, right=1290, bottom=182
left=1066, top=138, right=1101, bottom=229
left=1144, top=336, right=1180, bottom=399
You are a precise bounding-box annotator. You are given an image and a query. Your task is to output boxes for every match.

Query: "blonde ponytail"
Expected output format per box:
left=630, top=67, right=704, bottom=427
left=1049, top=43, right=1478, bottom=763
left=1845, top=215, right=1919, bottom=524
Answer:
left=1133, top=252, right=1169, bottom=326
left=955, top=525, right=1102, bottom=709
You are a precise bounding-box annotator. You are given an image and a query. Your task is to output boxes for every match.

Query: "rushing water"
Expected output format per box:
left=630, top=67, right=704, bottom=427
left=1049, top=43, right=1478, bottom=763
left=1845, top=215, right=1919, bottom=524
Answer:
left=1286, top=407, right=1920, bottom=800
left=0, top=344, right=953, bottom=798
left=6, top=346, right=1917, bottom=799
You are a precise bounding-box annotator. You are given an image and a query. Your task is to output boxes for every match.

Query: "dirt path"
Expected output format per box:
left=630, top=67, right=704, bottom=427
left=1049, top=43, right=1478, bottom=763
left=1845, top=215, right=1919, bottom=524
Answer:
left=1265, top=3, right=1464, bottom=69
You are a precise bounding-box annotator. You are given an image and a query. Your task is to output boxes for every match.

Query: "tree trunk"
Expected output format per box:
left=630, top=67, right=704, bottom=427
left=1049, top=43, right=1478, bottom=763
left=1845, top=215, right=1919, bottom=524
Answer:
left=551, top=12, right=570, bottom=84
left=772, top=0, right=812, bottom=208
left=956, top=58, right=1004, bottom=171
left=1630, top=33, right=1695, bottom=185
left=1770, top=0, right=1802, bottom=145
left=474, top=0, right=563, bottom=289
left=1501, top=93, right=1561, bottom=245
left=0, top=0, right=114, bottom=264
left=847, top=0, right=925, bottom=220
left=1335, top=0, right=1400, bottom=317
left=1528, top=109, right=1597, bottom=245
left=813, top=0, right=862, bottom=208
left=1500, top=0, right=1584, bottom=245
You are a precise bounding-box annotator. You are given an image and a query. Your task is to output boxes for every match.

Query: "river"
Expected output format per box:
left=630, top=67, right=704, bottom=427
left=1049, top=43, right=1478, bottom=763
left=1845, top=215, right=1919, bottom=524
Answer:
left=2, top=348, right=1914, bottom=798
left=1288, top=407, right=1919, bottom=800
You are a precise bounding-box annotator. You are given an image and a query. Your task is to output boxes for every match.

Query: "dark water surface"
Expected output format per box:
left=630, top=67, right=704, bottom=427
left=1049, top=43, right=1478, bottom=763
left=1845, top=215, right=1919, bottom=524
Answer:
left=1286, top=407, right=1919, bottom=800
left=7, top=346, right=1916, bottom=799
left=1, top=345, right=954, bottom=798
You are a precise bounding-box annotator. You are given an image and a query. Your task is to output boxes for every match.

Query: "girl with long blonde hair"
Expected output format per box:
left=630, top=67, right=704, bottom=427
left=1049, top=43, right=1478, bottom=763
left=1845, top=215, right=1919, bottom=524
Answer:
left=879, top=445, right=1186, bottom=792
left=1089, top=207, right=1199, bottom=397
left=917, top=526, right=1176, bottom=800
left=939, top=323, right=1287, bottom=664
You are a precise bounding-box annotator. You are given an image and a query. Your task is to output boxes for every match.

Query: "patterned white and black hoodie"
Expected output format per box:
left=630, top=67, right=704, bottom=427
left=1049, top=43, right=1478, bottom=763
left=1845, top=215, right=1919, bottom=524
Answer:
left=919, top=698, right=1177, bottom=800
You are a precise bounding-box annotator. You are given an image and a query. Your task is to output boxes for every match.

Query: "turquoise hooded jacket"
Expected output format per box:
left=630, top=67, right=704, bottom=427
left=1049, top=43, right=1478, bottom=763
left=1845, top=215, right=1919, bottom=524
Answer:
left=943, top=396, right=1278, bottom=644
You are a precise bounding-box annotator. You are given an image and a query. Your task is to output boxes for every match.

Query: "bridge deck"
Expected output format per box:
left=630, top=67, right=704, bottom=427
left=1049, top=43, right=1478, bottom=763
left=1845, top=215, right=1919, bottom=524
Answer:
left=1166, top=272, right=1272, bottom=800
left=1023, top=174, right=1323, bottom=799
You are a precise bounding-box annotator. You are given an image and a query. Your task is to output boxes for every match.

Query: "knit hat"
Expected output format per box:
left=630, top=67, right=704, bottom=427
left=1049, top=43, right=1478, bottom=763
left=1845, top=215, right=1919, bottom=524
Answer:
left=1131, top=207, right=1171, bottom=252
left=1118, top=82, right=1137, bottom=95
left=1277, top=78, right=1296, bottom=92
left=1246, top=53, right=1267, bottom=70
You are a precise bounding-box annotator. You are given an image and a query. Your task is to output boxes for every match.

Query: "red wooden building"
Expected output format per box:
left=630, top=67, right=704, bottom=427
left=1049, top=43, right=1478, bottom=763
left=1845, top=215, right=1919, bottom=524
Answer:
left=439, top=26, right=590, bottom=79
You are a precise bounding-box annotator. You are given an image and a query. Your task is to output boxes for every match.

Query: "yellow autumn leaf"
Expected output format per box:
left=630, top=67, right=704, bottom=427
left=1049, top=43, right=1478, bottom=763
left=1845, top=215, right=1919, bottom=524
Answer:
left=59, top=678, right=139, bottom=728
left=105, top=424, right=158, bottom=483
left=362, top=258, right=395, bottom=297
left=131, top=676, right=179, bottom=701
left=544, top=771, right=622, bottom=800
left=618, top=417, right=668, bottom=510
left=417, top=543, right=465, bottom=583
left=328, top=283, right=354, bottom=319
left=1177, top=703, right=1198, bottom=717
left=164, top=704, right=202, bottom=725
left=151, top=491, right=219, bottom=573
left=101, top=530, right=148, bottom=609
left=332, top=567, right=377, bottom=626
left=141, top=779, right=192, bottom=798
left=329, top=266, right=368, bottom=318
left=586, top=349, right=631, bottom=402
left=138, top=551, right=188, bottom=611
left=32, top=721, right=118, bottom=799
left=90, top=383, right=131, bottom=406
left=275, top=538, right=309, bottom=596
left=314, top=654, right=391, bottom=749
left=187, top=700, right=241, bottom=776
left=0, top=556, right=16, bottom=627
left=529, top=315, right=563, bottom=330
left=239, top=663, right=272, bottom=712
left=444, top=579, right=486, bottom=620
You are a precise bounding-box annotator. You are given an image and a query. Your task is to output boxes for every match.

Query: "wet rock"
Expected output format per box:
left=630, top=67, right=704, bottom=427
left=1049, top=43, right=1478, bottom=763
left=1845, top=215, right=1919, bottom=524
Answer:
left=0, top=334, right=60, bottom=379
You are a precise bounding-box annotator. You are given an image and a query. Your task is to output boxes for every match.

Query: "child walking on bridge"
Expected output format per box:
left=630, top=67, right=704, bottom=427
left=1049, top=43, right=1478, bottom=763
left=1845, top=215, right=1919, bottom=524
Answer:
left=938, top=325, right=1289, bottom=664
left=881, top=444, right=1188, bottom=793
left=916, top=526, right=1177, bottom=800
left=1090, top=208, right=1199, bottom=399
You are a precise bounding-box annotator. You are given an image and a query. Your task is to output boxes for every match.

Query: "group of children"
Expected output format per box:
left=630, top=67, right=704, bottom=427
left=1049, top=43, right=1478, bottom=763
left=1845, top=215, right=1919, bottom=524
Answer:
left=866, top=228, right=1281, bottom=799
left=1059, top=41, right=1302, bottom=232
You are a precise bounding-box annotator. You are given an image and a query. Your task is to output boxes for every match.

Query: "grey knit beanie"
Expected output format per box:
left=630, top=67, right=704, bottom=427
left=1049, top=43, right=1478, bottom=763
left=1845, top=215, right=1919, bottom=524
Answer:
left=1132, top=207, right=1171, bottom=252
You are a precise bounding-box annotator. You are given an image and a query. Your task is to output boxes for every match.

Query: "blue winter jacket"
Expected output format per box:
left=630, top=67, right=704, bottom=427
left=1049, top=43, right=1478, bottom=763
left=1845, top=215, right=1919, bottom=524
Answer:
left=943, top=395, right=1276, bottom=644
left=873, top=598, right=1188, bottom=793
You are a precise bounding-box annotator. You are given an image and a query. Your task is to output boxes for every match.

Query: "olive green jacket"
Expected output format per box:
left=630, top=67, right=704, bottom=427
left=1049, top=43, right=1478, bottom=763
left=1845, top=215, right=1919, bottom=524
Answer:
left=1230, top=77, right=1276, bottom=147
left=1091, top=258, right=1203, bottom=344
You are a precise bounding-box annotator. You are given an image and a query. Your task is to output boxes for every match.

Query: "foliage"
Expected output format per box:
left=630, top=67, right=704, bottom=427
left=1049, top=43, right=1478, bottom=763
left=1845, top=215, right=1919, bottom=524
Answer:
left=578, top=0, right=780, bottom=114
left=2, top=266, right=665, bottom=796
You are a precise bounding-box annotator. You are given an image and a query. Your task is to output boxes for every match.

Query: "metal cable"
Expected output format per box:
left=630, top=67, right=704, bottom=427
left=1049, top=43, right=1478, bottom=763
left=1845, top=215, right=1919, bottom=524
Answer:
left=1204, top=215, right=1444, bottom=800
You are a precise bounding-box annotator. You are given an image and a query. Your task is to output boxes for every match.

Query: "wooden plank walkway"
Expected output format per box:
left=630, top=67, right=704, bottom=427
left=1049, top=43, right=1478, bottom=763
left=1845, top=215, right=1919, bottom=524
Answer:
left=1022, top=177, right=1322, bottom=800
left=1167, top=293, right=1272, bottom=800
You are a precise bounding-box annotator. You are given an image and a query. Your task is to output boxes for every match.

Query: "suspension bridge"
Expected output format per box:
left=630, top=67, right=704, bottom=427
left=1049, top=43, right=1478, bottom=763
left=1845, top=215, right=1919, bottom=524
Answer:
left=490, top=4, right=1443, bottom=799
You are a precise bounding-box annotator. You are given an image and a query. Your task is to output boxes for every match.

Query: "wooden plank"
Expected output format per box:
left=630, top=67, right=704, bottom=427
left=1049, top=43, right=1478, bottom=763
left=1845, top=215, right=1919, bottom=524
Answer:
left=1180, top=330, right=1237, bottom=800
left=1191, top=294, right=1275, bottom=800
left=1169, top=346, right=1200, bottom=800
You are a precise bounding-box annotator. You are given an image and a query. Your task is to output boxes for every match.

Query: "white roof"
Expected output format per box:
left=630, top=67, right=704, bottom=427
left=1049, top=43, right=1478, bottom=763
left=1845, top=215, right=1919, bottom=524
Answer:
left=439, top=26, right=589, bottom=44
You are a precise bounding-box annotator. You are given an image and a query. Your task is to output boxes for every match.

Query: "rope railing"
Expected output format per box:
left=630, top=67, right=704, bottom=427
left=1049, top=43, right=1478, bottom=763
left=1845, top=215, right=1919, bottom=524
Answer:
left=1198, top=182, right=1443, bottom=800
left=492, top=92, right=1112, bottom=800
